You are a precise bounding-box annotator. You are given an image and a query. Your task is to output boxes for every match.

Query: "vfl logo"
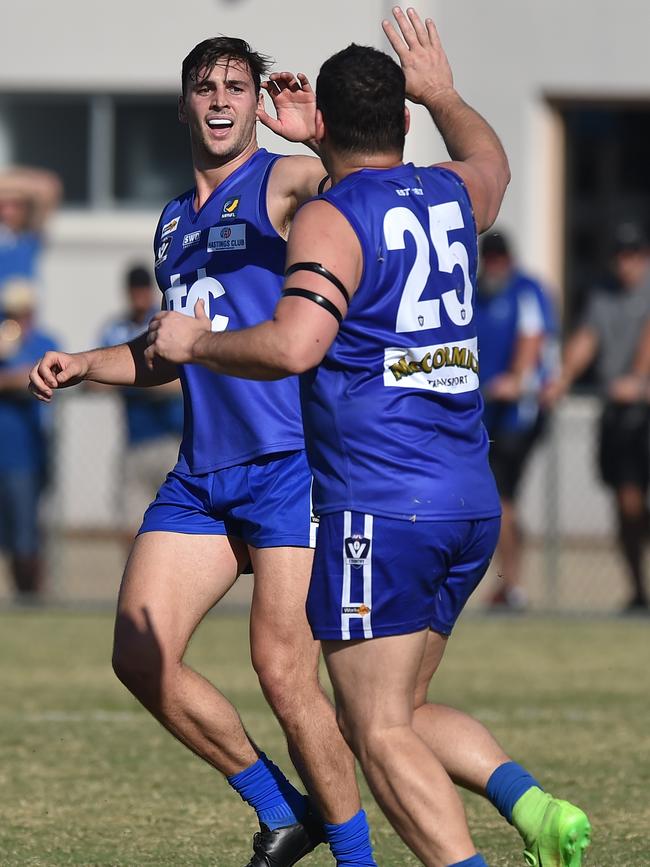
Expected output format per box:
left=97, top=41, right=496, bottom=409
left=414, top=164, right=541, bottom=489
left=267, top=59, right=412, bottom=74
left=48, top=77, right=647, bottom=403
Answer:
left=221, top=196, right=240, bottom=219
left=344, top=534, right=370, bottom=568
left=155, top=237, right=172, bottom=268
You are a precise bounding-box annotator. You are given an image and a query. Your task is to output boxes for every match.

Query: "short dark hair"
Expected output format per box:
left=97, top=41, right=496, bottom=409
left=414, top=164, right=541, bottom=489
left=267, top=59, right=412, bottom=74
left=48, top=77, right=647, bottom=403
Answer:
left=181, top=37, right=273, bottom=96
left=480, top=230, right=511, bottom=259
left=316, top=44, right=406, bottom=156
left=126, top=265, right=152, bottom=289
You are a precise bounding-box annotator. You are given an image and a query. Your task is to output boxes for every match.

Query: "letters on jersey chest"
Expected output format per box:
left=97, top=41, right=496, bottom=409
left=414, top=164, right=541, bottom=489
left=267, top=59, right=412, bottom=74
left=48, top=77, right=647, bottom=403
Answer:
left=155, top=190, right=285, bottom=334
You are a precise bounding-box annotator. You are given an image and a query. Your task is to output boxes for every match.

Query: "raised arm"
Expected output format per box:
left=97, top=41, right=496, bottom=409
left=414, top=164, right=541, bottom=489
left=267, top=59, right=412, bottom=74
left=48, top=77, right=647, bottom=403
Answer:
left=383, top=7, right=510, bottom=232
left=29, top=332, right=178, bottom=403
left=259, top=71, right=329, bottom=235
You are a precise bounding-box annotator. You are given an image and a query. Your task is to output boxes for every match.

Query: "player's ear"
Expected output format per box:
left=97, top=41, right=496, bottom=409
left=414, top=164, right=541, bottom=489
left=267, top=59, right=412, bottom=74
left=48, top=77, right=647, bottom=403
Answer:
left=178, top=95, right=188, bottom=124
left=404, top=106, right=411, bottom=136
left=315, top=109, right=326, bottom=143
left=257, top=89, right=265, bottom=111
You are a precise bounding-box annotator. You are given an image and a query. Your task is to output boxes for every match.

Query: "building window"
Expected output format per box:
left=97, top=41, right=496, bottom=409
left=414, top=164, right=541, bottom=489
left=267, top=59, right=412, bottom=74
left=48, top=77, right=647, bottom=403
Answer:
left=0, top=93, right=194, bottom=209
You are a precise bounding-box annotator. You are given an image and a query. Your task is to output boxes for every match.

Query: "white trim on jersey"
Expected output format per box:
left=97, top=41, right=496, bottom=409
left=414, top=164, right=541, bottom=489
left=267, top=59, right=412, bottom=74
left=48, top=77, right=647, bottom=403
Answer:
left=309, top=478, right=318, bottom=548
left=340, top=511, right=374, bottom=640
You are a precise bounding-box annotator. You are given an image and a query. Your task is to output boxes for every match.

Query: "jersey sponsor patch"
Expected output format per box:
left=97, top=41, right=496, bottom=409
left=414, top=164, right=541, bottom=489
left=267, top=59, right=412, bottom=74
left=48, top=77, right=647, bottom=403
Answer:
left=207, top=223, right=247, bottom=252
left=220, top=196, right=241, bottom=220
left=161, top=216, right=180, bottom=238
left=182, top=230, right=201, bottom=249
left=155, top=237, right=172, bottom=268
left=383, top=337, right=479, bottom=394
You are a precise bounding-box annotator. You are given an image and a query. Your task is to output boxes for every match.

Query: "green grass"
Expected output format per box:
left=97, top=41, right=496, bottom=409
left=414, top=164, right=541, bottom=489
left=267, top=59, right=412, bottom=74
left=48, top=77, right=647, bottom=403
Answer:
left=0, top=612, right=648, bottom=866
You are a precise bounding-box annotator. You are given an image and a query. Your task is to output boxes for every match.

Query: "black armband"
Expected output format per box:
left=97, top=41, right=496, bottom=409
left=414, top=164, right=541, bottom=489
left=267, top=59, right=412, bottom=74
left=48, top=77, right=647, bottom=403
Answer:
left=282, top=288, right=343, bottom=324
left=317, top=174, right=330, bottom=195
left=284, top=262, right=350, bottom=304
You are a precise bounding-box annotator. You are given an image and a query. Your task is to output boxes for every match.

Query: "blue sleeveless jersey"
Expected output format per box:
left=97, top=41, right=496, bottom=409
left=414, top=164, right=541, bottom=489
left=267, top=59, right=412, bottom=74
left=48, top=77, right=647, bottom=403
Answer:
left=301, top=164, right=501, bottom=521
left=154, top=149, right=304, bottom=474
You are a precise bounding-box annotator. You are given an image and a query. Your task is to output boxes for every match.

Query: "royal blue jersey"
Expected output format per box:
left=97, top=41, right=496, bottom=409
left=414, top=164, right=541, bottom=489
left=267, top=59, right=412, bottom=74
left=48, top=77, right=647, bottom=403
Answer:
left=301, top=164, right=500, bottom=521
left=154, top=149, right=304, bottom=474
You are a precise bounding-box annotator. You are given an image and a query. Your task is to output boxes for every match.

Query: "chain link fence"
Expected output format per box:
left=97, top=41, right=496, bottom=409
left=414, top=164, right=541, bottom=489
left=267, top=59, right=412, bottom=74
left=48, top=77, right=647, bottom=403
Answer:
left=0, top=392, right=637, bottom=612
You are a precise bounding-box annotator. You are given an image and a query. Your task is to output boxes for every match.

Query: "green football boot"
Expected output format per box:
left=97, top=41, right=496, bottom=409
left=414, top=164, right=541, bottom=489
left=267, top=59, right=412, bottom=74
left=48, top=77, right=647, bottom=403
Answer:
left=521, top=796, right=591, bottom=866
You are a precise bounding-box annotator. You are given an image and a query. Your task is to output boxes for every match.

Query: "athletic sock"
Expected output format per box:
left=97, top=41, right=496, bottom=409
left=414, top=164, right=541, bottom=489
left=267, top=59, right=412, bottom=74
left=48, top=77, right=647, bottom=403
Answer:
left=448, top=856, right=488, bottom=867
left=485, top=761, right=542, bottom=823
left=227, top=754, right=308, bottom=830
left=324, top=808, right=377, bottom=866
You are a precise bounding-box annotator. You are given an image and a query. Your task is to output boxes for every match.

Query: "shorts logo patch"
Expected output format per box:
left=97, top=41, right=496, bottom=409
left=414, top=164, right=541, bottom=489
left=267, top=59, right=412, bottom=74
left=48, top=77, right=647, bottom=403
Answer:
left=155, top=237, right=172, bottom=268
left=182, top=230, right=201, bottom=249
left=207, top=223, right=246, bottom=252
left=342, top=603, right=371, bottom=615
left=344, top=534, right=370, bottom=567
left=161, top=216, right=180, bottom=238
left=221, top=196, right=241, bottom=220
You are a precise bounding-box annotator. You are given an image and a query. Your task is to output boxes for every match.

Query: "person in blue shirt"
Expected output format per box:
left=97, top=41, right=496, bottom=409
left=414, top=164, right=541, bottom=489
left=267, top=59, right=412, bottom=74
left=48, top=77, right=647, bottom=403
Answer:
left=142, top=10, right=590, bottom=867
left=29, top=34, right=372, bottom=867
left=475, top=230, right=557, bottom=611
left=0, top=167, right=61, bottom=296
left=0, top=279, right=58, bottom=599
left=98, top=265, right=183, bottom=542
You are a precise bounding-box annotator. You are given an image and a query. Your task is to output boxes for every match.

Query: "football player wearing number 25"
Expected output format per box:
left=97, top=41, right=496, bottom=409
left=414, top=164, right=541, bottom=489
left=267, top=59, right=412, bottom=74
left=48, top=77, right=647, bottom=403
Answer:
left=147, top=7, right=592, bottom=867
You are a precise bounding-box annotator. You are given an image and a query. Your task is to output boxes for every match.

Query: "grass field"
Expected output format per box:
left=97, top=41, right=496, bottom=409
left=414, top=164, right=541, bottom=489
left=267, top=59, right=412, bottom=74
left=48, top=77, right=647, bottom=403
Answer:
left=1, top=611, right=648, bottom=866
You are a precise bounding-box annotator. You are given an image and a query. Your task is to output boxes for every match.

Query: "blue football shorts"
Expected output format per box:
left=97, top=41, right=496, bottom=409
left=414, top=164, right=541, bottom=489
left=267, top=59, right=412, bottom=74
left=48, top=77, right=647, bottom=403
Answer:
left=138, top=449, right=316, bottom=548
left=307, top=511, right=501, bottom=640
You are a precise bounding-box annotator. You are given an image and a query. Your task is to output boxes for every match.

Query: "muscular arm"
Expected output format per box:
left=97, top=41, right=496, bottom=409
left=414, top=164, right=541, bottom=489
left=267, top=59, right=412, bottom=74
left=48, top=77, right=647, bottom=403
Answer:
left=29, top=332, right=178, bottom=402
left=146, top=200, right=361, bottom=379
left=383, top=8, right=510, bottom=232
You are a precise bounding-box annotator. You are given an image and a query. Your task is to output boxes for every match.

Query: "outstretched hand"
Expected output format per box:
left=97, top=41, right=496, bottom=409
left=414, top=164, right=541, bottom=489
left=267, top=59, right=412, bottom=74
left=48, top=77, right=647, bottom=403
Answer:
left=28, top=351, right=89, bottom=402
left=257, top=72, right=318, bottom=144
left=145, top=300, right=211, bottom=368
left=382, top=6, right=454, bottom=106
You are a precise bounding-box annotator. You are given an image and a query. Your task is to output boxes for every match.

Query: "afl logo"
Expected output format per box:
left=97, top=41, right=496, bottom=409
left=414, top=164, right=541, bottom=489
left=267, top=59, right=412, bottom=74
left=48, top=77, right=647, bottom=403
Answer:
left=220, top=227, right=232, bottom=239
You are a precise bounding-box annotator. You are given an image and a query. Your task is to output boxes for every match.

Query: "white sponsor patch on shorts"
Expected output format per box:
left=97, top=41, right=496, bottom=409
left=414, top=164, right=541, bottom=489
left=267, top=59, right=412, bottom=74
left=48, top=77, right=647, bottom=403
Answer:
left=383, top=337, right=479, bottom=394
left=207, top=223, right=247, bottom=252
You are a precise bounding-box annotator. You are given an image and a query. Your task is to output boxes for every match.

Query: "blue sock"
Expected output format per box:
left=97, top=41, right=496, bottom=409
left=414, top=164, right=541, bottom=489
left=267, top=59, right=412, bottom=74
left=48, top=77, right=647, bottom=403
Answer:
left=227, top=754, right=307, bottom=831
left=324, top=809, right=376, bottom=866
left=448, top=856, right=488, bottom=867
left=485, top=761, right=542, bottom=823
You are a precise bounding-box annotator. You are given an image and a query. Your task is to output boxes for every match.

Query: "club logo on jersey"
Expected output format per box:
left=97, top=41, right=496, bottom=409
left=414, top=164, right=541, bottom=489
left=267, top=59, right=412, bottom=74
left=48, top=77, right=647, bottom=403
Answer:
left=182, top=230, right=202, bottom=249
left=344, top=534, right=371, bottom=567
left=383, top=337, right=479, bottom=394
left=342, top=604, right=371, bottom=616
left=207, top=223, right=246, bottom=252
left=220, top=196, right=241, bottom=220
left=161, top=216, right=180, bottom=238
left=155, top=237, right=172, bottom=268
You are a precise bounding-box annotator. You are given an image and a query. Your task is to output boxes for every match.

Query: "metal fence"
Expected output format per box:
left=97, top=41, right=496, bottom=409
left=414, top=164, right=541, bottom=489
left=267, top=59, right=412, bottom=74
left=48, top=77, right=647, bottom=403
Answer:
left=0, top=392, right=637, bottom=612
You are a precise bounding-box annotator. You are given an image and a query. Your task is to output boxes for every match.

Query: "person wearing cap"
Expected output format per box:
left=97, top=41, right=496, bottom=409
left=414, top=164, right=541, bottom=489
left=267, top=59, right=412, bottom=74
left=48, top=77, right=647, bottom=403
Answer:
left=547, top=221, right=650, bottom=613
left=0, top=279, right=58, bottom=599
left=97, top=265, right=183, bottom=543
left=475, top=229, right=558, bottom=610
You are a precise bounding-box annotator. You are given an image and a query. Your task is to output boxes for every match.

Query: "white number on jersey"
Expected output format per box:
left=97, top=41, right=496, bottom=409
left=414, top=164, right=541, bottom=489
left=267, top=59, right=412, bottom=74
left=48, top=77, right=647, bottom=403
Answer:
left=383, top=202, right=473, bottom=333
left=163, top=268, right=229, bottom=332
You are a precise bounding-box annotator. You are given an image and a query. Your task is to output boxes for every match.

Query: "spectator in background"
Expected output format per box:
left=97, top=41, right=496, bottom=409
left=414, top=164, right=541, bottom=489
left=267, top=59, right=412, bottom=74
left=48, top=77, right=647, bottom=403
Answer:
left=476, top=230, right=557, bottom=611
left=0, top=167, right=62, bottom=295
left=547, top=222, right=650, bottom=613
left=0, top=279, right=58, bottom=600
left=98, top=265, right=183, bottom=542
